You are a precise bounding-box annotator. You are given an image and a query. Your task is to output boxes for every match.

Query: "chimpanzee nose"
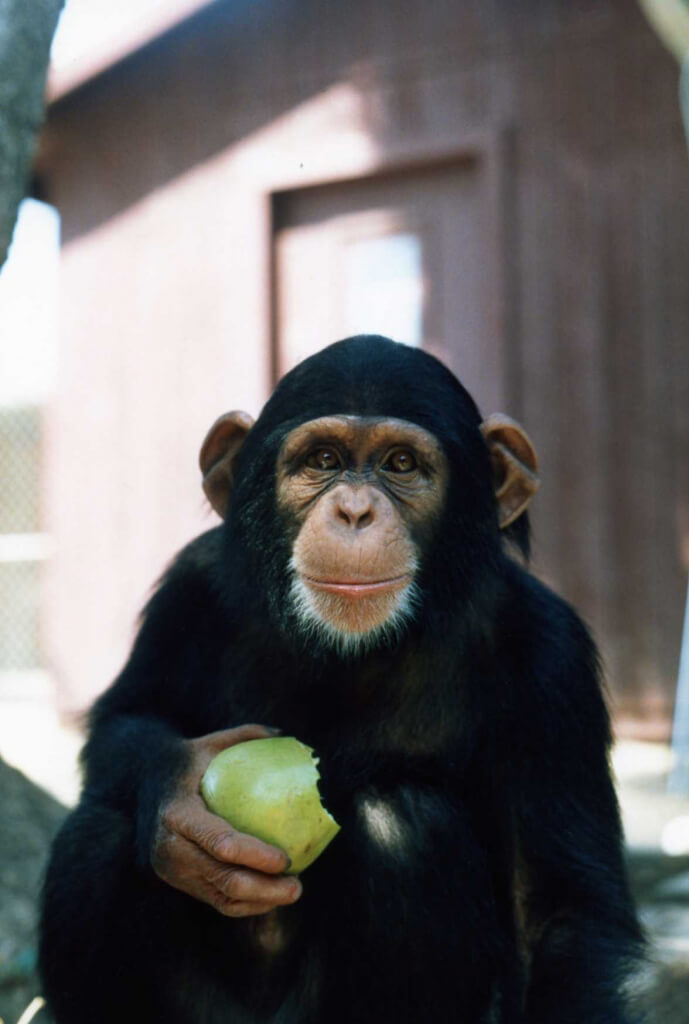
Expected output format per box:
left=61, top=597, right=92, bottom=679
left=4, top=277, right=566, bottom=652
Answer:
left=332, top=487, right=376, bottom=530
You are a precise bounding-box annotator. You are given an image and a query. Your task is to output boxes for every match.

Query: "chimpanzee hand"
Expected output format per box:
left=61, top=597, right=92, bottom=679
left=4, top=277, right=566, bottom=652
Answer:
left=151, top=724, right=302, bottom=917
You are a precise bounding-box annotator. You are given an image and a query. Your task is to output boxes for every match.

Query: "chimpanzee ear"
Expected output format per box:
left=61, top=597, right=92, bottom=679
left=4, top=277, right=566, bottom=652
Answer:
left=199, top=411, right=255, bottom=519
left=480, top=414, right=540, bottom=529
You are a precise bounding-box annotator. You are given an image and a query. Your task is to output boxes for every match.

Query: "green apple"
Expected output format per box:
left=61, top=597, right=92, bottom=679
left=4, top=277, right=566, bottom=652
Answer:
left=200, top=736, right=340, bottom=874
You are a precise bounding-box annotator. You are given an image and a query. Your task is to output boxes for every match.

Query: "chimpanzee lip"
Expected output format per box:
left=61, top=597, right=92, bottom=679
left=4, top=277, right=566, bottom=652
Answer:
left=301, top=574, right=412, bottom=597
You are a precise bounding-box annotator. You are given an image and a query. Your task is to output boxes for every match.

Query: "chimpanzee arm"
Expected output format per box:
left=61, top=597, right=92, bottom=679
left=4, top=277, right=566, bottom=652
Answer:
left=75, top=534, right=297, bottom=917
left=513, top=585, right=644, bottom=1024
left=82, top=710, right=190, bottom=865
left=79, top=541, right=221, bottom=860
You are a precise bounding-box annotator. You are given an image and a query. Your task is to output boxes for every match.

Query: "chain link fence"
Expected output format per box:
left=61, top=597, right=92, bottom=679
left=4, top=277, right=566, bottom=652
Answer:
left=0, top=405, right=43, bottom=672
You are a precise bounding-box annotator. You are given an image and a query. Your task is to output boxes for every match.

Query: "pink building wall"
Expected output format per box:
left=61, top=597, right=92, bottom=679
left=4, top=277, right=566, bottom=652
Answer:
left=40, top=0, right=689, bottom=734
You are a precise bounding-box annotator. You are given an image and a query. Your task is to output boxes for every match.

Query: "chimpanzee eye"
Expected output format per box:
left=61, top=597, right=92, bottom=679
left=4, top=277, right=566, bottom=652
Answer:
left=383, top=449, right=417, bottom=474
left=306, top=447, right=341, bottom=472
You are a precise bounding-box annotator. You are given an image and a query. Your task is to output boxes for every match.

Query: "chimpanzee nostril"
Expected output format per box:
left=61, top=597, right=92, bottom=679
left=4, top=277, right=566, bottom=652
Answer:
left=333, top=489, right=376, bottom=530
left=337, top=506, right=373, bottom=529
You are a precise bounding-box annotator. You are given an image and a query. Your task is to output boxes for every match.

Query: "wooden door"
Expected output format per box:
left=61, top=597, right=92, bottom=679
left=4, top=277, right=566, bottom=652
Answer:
left=272, top=157, right=506, bottom=415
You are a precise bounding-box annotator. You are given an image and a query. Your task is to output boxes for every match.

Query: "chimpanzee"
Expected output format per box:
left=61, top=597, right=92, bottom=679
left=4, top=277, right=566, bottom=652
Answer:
left=40, top=336, right=644, bottom=1024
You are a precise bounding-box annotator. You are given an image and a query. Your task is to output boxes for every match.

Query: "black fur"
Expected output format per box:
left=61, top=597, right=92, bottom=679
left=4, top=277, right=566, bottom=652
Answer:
left=39, top=337, right=644, bottom=1023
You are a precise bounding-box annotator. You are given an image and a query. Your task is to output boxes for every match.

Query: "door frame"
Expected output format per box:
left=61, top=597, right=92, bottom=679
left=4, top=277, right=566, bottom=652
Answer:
left=264, top=128, right=516, bottom=401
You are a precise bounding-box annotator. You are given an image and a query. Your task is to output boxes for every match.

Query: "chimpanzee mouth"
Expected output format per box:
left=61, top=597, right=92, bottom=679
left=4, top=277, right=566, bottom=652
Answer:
left=288, top=561, right=419, bottom=655
left=301, top=574, right=413, bottom=599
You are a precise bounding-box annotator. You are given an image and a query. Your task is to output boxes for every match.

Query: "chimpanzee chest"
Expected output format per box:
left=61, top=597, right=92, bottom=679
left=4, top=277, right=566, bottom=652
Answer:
left=217, top=784, right=513, bottom=1024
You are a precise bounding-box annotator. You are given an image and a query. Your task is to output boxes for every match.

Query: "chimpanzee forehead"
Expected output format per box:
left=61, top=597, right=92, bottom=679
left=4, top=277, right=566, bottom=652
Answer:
left=278, top=415, right=446, bottom=468
left=257, top=336, right=483, bottom=443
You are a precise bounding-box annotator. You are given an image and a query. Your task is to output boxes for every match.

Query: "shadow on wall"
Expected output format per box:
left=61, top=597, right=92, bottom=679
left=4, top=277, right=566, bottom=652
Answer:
left=44, top=0, right=397, bottom=244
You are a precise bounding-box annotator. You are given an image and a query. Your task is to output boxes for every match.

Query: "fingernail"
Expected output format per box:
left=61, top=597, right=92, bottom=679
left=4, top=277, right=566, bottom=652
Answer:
left=265, top=726, right=282, bottom=735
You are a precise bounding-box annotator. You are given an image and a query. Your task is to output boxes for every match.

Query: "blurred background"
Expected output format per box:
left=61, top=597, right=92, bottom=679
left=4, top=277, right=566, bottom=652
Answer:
left=1, top=0, right=689, bottom=1021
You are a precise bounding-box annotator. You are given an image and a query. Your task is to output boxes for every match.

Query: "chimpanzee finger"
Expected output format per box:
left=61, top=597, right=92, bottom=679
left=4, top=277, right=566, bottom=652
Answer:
left=208, top=865, right=302, bottom=909
left=171, top=799, right=291, bottom=875
left=188, top=724, right=280, bottom=775
left=212, top=900, right=282, bottom=918
left=155, top=835, right=300, bottom=915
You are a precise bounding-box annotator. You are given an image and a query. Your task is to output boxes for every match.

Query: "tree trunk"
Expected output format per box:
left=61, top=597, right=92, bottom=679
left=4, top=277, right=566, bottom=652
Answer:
left=0, top=0, right=64, bottom=267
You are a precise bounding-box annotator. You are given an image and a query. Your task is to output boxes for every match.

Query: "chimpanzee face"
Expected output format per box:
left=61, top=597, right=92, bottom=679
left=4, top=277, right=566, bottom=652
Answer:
left=199, top=337, right=539, bottom=655
left=276, top=415, right=447, bottom=654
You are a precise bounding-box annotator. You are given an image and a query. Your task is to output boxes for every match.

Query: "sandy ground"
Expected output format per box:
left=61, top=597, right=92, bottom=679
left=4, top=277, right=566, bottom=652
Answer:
left=0, top=704, right=688, bottom=1024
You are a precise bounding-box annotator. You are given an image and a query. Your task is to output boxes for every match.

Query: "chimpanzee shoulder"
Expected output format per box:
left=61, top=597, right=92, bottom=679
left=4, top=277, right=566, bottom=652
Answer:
left=155, top=524, right=225, bottom=591
left=501, top=559, right=612, bottom=751
left=137, top=526, right=230, bottom=629
left=90, top=527, right=231, bottom=730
